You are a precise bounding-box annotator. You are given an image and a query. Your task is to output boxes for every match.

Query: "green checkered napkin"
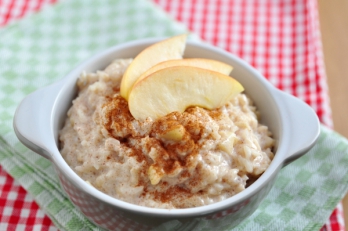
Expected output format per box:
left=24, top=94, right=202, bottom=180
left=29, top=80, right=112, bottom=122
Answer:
left=1, top=0, right=348, bottom=230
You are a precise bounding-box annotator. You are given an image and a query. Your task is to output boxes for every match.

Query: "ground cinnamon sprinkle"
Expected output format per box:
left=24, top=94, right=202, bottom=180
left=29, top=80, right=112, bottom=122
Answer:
left=154, top=185, right=192, bottom=205
left=101, top=95, right=135, bottom=139
left=100, top=95, right=210, bottom=204
left=129, top=144, right=148, bottom=163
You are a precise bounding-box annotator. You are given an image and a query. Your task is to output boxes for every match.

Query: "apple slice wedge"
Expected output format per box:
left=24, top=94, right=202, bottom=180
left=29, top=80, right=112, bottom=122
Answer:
left=134, top=58, right=233, bottom=85
left=120, top=34, right=187, bottom=100
left=128, top=66, right=244, bottom=121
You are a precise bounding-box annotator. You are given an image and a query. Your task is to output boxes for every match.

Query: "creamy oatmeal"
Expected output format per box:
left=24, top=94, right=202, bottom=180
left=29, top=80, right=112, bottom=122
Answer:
left=59, top=59, right=274, bottom=209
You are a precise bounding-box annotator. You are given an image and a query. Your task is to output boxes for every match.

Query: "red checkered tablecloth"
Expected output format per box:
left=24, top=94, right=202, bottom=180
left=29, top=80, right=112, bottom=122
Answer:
left=0, top=0, right=344, bottom=230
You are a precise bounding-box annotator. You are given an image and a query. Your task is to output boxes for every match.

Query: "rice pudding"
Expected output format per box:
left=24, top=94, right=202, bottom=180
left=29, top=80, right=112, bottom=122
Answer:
left=59, top=58, right=274, bottom=209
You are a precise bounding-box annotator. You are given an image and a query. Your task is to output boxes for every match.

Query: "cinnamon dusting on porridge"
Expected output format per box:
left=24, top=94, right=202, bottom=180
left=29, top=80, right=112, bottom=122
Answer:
left=59, top=59, right=274, bottom=208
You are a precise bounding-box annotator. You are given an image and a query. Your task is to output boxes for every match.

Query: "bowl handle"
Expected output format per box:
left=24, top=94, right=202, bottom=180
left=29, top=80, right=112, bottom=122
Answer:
left=276, top=90, right=320, bottom=165
left=13, top=83, right=62, bottom=160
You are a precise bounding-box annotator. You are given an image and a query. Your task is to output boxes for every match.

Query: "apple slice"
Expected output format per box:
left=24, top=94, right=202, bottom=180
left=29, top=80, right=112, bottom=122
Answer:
left=159, top=125, right=186, bottom=141
left=120, top=34, right=187, bottom=100
left=134, top=58, right=233, bottom=85
left=128, top=66, right=244, bottom=121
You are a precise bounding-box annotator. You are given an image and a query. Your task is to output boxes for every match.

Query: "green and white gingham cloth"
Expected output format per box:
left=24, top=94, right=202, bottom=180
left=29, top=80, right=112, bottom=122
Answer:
left=0, top=0, right=348, bottom=230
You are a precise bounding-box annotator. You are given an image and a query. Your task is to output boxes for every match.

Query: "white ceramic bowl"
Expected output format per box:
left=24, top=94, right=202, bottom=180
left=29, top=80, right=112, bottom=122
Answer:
left=13, top=38, right=320, bottom=230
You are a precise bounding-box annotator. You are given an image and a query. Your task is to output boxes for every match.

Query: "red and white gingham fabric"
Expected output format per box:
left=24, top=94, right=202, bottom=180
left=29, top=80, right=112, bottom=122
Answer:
left=0, top=167, right=57, bottom=230
left=0, top=0, right=344, bottom=230
left=0, top=0, right=56, bottom=26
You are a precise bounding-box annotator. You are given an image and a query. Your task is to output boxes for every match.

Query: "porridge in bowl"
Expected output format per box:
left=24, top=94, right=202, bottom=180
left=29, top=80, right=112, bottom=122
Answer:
left=59, top=35, right=274, bottom=209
